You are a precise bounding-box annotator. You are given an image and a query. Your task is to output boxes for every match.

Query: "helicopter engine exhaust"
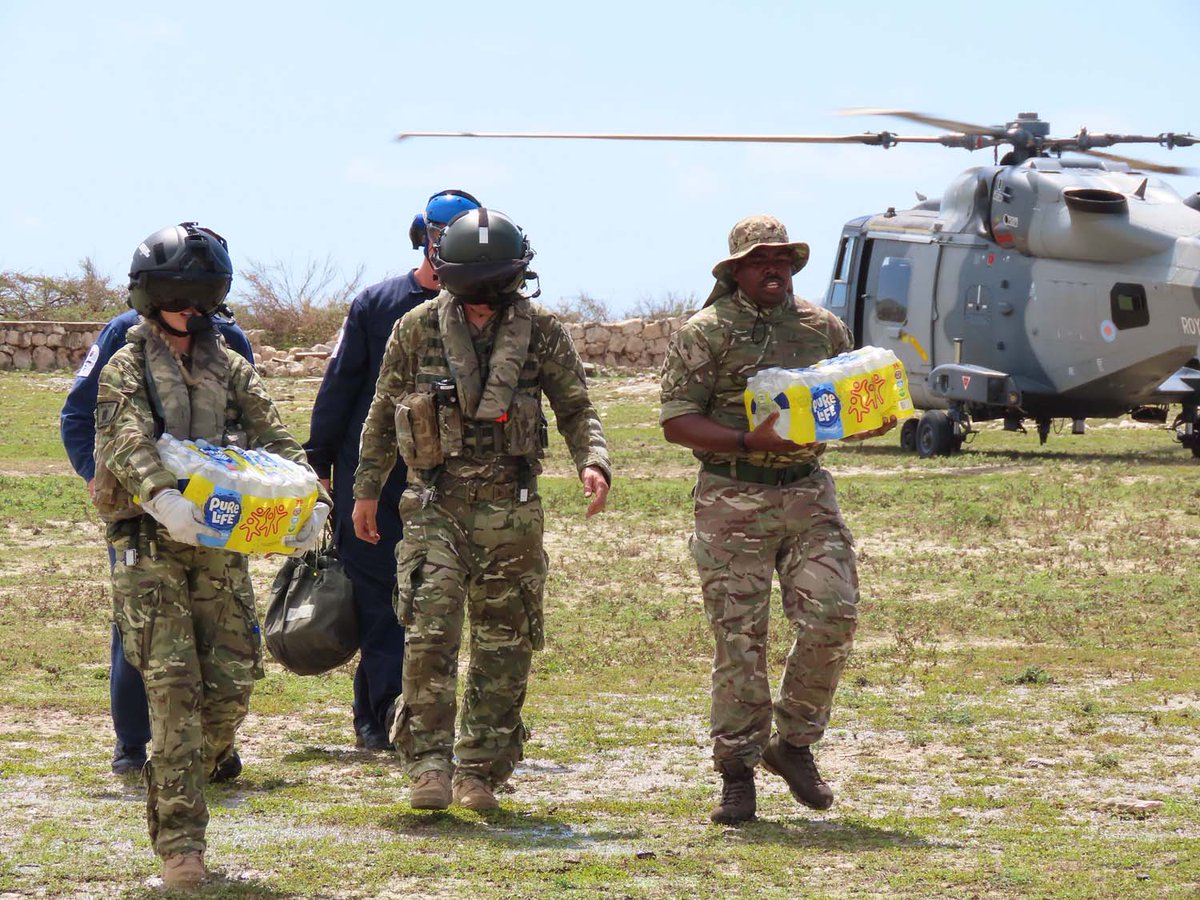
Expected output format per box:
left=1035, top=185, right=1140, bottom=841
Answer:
left=1062, top=188, right=1128, bottom=215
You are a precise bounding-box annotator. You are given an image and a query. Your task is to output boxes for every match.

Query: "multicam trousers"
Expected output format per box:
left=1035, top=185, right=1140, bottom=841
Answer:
left=390, top=486, right=546, bottom=787
left=108, top=523, right=259, bottom=858
left=690, top=468, right=859, bottom=771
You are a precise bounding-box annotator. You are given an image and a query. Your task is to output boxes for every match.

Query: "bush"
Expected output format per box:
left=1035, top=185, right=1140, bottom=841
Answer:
left=547, top=291, right=695, bottom=324
left=0, top=259, right=126, bottom=321
left=229, top=257, right=362, bottom=348
left=628, top=291, right=696, bottom=320
left=548, top=292, right=612, bottom=324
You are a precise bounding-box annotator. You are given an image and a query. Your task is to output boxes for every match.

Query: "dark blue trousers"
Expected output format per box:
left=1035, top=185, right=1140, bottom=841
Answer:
left=108, top=544, right=151, bottom=748
left=347, top=562, right=406, bottom=736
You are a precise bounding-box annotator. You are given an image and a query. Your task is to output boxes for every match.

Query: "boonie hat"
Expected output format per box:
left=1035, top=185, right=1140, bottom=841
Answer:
left=705, top=215, right=809, bottom=307
left=711, top=215, right=809, bottom=280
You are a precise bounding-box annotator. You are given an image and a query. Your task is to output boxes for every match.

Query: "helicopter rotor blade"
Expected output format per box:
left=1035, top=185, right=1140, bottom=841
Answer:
left=1072, top=148, right=1196, bottom=176
left=838, top=108, right=1007, bottom=138
left=396, top=130, right=948, bottom=147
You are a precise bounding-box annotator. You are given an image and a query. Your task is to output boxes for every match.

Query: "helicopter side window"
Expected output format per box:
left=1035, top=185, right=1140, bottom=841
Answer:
left=1110, top=283, right=1149, bottom=330
left=826, top=236, right=858, bottom=309
left=875, top=256, right=910, bottom=324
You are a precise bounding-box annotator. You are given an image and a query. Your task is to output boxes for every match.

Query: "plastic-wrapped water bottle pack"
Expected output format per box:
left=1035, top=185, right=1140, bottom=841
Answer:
left=744, top=346, right=915, bottom=443
left=156, top=435, right=319, bottom=554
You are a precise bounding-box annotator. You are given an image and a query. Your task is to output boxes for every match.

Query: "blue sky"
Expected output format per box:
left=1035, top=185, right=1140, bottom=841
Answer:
left=2, top=1, right=1197, bottom=317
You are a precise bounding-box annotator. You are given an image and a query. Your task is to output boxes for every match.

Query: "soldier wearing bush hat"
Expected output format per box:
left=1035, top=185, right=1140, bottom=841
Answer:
left=661, top=214, right=894, bottom=825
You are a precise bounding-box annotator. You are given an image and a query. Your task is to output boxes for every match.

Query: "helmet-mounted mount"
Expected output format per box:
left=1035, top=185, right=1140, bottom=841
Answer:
left=127, top=222, right=233, bottom=319
left=409, top=189, right=482, bottom=250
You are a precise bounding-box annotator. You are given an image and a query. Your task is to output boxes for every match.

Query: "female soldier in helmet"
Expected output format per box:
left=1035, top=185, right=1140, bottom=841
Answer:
left=92, top=222, right=331, bottom=888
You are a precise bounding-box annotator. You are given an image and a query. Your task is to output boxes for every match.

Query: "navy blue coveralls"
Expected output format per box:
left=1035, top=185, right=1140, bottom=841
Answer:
left=60, top=308, right=254, bottom=753
left=303, top=272, right=438, bottom=740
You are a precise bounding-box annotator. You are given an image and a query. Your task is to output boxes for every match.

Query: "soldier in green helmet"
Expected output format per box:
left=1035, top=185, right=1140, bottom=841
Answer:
left=660, top=215, right=895, bottom=825
left=93, top=222, right=331, bottom=887
left=353, top=208, right=610, bottom=812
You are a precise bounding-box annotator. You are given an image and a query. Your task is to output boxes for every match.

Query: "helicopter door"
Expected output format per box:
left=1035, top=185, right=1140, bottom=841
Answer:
left=858, top=238, right=937, bottom=386
left=824, top=235, right=858, bottom=320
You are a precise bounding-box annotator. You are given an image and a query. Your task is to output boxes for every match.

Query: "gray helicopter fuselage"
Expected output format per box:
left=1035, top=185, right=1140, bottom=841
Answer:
left=825, top=158, right=1200, bottom=420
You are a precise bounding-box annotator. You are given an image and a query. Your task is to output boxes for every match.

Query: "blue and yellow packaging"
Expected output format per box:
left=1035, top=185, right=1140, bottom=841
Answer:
left=744, top=347, right=915, bottom=444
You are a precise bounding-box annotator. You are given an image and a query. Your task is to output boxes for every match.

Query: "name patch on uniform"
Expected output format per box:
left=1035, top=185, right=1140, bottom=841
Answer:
left=95, top=400, right=119, bottom=428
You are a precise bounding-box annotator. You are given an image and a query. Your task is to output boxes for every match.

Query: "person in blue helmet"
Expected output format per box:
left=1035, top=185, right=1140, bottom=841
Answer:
left=304, top=189, right=481, bottom=750
left=60, top=275, right=254, bottom=779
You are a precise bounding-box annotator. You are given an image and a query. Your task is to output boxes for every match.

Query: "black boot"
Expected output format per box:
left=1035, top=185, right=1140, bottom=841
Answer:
left=710, top=760, right=756, bottom=824
left=211, top=748, right=243, bottom=783
left=760, top=734, right=833, bottom=810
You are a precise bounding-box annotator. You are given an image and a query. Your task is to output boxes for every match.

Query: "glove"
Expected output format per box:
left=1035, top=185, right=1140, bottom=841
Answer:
left=142, top=488, right=221, bottom=545
left=284, top=501, right=331, bottom=555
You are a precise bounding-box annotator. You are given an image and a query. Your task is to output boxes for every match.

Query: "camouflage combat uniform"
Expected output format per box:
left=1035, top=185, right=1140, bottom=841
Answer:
left=660, top=286, right=859, bottom=772
left=355, top=292, right=609, bottom=787
left=93, top=319, right=327, bottom=858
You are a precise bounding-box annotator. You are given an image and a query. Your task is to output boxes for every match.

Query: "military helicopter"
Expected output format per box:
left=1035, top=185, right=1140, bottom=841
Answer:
left=397, top=111, right=1200, bottom=456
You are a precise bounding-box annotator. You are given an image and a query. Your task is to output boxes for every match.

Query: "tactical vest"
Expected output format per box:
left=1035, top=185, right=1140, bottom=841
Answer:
left=395, top=295, right=547, bottom=472
left=93, top=322, right=242, bottom=521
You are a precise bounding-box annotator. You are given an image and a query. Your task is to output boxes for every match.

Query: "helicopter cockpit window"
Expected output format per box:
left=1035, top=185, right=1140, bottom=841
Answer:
left=1110, top=283, right=1149, bottom=330
left=875, top=257, right=910, bottom=324
left=826, top=236, right=858, bottom=309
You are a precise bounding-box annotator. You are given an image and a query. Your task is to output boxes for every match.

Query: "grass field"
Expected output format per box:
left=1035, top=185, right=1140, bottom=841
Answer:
left=0, top=369, right=1197, bottom=898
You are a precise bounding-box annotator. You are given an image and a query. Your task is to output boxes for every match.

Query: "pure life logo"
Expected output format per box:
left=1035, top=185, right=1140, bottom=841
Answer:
left=204, top=487, right=242, bottom=537
left=811, top=384, right=844, bottom=441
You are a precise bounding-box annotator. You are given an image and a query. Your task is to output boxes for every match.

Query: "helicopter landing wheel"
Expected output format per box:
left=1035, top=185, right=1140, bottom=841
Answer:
left=916, top=410, right=954, bottom=458
left=900, top=418, right=918, bottom=452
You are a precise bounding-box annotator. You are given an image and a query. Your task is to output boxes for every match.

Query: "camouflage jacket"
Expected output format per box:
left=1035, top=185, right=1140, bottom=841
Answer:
left=354, top=292, right=610, bottom=498
left=659, top=289, right=852, bottom=467
left=93, top=319, right=328, bottom=522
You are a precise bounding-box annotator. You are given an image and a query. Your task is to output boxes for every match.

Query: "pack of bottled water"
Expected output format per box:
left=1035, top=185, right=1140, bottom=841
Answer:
left=745, top=346, right=914, bottom=443
left=155, top=434, right=319, bottom=554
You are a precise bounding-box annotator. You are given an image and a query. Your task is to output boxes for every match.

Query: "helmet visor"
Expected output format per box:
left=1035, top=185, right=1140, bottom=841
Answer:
left=144, top=273, right=231, bottom=314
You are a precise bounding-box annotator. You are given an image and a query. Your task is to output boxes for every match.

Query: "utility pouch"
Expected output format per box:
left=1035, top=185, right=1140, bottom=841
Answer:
left=437, top=400, right=465, bottom=458
left=93, top=466, right=135, bottom=519
left=395, top=392, right=444, bottom=470
left=503, top=393, right=545, bottom=459
left=111, top=561, right=159, bottom=672
left=521, top=569, right=546, bottom=651
left=393, top=542, right=426, bottom=626
left=230, top=562, right=265, bottom=679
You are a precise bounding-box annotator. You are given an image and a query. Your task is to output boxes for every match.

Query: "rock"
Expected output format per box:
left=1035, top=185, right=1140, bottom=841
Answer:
left=0, top=350, right=12, bottom=370
left=1025, top=757, right=1057, bottom=768
left=1098, top=798, right=1164, bottom=816
left=12, top=348, right=32, bottom=369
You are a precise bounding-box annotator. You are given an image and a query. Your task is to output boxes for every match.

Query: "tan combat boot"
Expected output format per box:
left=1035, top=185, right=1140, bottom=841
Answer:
left=410, top=770, right=452, bottom=810
left=162, top=851, right=207, bottom=888
left=710, top=760, right=756, bottom=824
left=760, top=734, right=834, bottom=810
left=452, top=774, right=499, bottom=811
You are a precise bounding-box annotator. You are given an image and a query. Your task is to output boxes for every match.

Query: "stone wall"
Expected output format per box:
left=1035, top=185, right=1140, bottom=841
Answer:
left=0, top=321, right=103, bottom=373
left=0, top=315, right=693, bottom=375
